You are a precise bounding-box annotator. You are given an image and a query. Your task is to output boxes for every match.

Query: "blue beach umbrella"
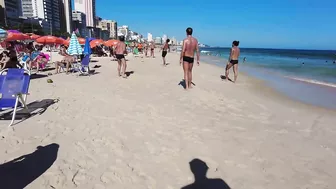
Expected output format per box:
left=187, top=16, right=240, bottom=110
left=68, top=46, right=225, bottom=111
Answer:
left=83, top=37, right=92, bottom=55
left=67, top=32, right=83, bottom=55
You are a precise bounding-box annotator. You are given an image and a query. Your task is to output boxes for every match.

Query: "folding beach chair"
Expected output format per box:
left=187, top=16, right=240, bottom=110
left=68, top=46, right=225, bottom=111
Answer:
left=73, top=55, right=90, bottom=75
left=19, top=54, right=30, bottom=70
left=0, top=68, right=31, bottom=126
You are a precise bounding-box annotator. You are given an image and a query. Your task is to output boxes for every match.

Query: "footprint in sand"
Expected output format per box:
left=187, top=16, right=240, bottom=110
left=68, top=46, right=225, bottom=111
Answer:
left=72, top=169, right=88, bottom=187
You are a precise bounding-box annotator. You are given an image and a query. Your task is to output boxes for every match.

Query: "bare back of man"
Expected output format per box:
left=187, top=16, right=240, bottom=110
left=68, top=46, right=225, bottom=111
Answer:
left=180, top=27, right=200, bottom=90
left=115, top=36, right=128, bottom=78
left=225, top=40, right=240, bottom=83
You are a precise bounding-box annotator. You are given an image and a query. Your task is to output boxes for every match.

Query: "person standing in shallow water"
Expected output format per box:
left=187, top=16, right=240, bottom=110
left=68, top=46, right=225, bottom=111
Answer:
left=161, top=39, right=170, bottom=66
left=225, top=40, right=240, bottom=83
left=180, top=27, right=200, bottom=90
left=115, top=36, right=128, bottom=78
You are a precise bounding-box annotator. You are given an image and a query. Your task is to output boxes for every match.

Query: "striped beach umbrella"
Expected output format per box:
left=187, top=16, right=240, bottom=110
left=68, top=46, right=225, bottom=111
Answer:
left=0, top=28, right=7, bottom=40
left=67, top=32, right=83, bottom=55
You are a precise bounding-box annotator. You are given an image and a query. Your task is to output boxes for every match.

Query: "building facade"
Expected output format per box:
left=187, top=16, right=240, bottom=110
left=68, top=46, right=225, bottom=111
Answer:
left=154, top=37, right=162, bottom=45
left=74, top=0, right=95, bottom=27
left=0, top=0, right=6, bottom=26
left=72, top=10, right=87, bottom=37
left=117, top=25, right=129, bottom=39
left=4, top=0, right=22, bottom=26
left=59, top=0, right=72, bottom=33
left=98, top=19, right=117, bottom=39
left=147, top=33, right=152, bottom=42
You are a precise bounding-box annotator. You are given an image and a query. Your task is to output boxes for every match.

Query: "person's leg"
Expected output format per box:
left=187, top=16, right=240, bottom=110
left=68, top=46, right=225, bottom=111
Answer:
left=54, top=62, right=59, bottom=74
left=66, top=61, right=70, bottom=74
left=233, top=64, right=239, bottom=83
left=225, top=63, right=233, bottom=81
left=117, top=59, right=121, bottom=76
left=188, top=63, right=194, bottom=88
left=183, top=62, right=189, bottom=89
left=122, top=58, right=127, bottom=78
left=163, top=56, right=166, bottom=66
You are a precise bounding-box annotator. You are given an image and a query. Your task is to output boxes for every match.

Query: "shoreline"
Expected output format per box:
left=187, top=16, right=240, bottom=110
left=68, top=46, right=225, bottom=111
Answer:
left=198, top=53, right=336, bottom=111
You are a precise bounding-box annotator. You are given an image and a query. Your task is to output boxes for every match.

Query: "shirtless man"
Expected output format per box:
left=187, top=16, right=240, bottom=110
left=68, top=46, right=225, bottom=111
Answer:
left=161, top=39, right=170, bottom=66
left=144, top=43, right=148, bottom=57
left=150, top=41, right=155, bottom=58
left=180, top=27, right=200, bottom=90
left=225, top=40, right=240, bottom=83
left=115, top=35, right=128, bottom=78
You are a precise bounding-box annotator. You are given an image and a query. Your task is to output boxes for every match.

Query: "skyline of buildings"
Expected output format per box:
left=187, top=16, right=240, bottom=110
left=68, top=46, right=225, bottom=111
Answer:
left=0, top=0, right=183, bottom=44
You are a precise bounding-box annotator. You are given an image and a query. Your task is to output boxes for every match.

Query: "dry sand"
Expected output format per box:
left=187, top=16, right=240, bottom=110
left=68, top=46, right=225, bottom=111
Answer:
left=0, top=51, right=335, bottom=189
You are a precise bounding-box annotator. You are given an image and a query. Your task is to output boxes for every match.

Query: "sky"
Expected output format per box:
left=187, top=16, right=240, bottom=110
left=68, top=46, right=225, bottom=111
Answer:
left=91, top=0, right=335, bottom=50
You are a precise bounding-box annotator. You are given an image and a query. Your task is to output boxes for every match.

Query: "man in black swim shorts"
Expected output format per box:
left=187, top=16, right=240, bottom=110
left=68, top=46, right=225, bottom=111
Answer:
left=161, top=39, right=170, bottom=66
left=115, top=36, right=128, bottom=78
left=183, top=56, right=194, bottom=63
left=180, top=27, right=200, bottom=90
left=225, top=40, right=240, bottom=83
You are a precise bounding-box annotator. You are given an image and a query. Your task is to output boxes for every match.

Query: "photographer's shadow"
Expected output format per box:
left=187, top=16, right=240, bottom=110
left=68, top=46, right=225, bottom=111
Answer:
left=181, top=159, right=230, bottom=189
left=0, top=143, right=59, bottom=189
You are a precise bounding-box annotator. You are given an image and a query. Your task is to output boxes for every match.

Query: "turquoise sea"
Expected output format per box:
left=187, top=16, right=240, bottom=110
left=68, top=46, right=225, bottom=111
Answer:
left=200, top=48, right=336, bottom=110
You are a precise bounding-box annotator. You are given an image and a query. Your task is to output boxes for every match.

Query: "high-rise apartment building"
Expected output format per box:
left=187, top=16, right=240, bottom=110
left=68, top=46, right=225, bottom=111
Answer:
left=117, top=25, right=129, bottom=39
left=72, top=10, right=87, bottom=37
left=147, top=33, right=153, bottom=42
left=98, top=19, right=117, bottom=39
left=74, top=0, right=95, bottom=27
left=21, top=0, right=61, bottom=33
left=4, top=0, right=22, bottom=25
left=0, top=0, right=6, bottom=26
left=59, top=0, right=72, bottom=33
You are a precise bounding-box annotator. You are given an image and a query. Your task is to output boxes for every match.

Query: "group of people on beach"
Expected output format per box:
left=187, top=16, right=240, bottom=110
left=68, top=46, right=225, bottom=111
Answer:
left=177, top=27, right=240, bottom=89
left=112, top=27, right=241, bottom=88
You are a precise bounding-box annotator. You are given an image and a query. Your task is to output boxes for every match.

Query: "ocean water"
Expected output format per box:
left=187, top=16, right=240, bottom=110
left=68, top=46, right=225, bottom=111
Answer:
left=200, top=48, right=336, bottom=109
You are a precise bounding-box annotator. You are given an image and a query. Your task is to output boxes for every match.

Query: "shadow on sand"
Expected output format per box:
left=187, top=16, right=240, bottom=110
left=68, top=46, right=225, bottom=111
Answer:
left=30, top=74, right=48, bottom=80
left=178, top=79, right=196, bottom=89
left=220, top=75, right=233, bottom=82
left=181, top=159, right=231, bottom=189
left=125, top=71, right=134, bottom=77
left=0, top=143, right=59, bottom=189
left=0, top=99, right=59, bottom=125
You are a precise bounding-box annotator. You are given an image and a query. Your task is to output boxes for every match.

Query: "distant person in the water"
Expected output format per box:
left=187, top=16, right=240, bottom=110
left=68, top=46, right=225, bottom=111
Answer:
left=225, top=40, right=240, bottom=83
left=243, top=57, right=246, bottom=63
left=333, top=60, right=335, bottom=64
left=302, top=62, right=305, bottom=65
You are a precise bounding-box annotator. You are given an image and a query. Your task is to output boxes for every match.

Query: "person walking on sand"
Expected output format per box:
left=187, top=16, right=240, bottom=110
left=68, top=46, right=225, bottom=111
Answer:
left=225, top=40, right=240, bottom=83
left=150, top=41, right=155, bottom=58
left=115, top=36, right=128, bottom=78
left=180, top=27, right=200, bottom=90
left=161, top=39, right=170, bottom=66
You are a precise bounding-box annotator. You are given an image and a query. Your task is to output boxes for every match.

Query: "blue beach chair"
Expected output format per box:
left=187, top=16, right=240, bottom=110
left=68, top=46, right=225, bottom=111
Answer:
left=73, top=55, right=90, bottom=75
left=0, top=68, right=31, bottom=126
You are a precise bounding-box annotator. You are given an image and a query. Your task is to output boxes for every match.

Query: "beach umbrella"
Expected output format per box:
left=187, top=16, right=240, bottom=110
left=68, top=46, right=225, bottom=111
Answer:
left=30, top=34, right=41, bottom=40
left=83, top=37, right=92, bottom=56
left=6, top=32, right=30, bottom=41
left=0, top=28, right=7, bottom=40
left=88, top=37, right=96, bottom=42
left=7, top=30, right=21, bottom=33
left=104, top=39, right=119, bottom=47
left=67, top=32, right=83, bottom=55
left=63, top=37, right=85, bottom=46
left=90, top=39, right=103, bottom=48
left=36, top=35, right=64, bottom=44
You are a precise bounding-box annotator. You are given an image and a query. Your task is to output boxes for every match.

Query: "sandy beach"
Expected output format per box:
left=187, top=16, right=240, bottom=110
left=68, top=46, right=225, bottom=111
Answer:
left=0, top=50, right=335, bottom=189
